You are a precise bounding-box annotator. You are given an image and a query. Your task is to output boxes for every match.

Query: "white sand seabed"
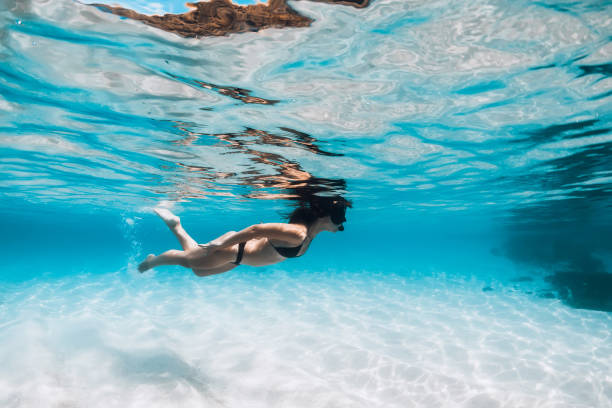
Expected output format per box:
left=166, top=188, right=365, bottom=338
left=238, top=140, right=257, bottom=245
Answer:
left=0, top=269, right=611, bottom=408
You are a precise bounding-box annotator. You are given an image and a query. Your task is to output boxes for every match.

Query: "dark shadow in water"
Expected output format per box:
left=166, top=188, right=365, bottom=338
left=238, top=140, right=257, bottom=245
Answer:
left=533, top=1, right=612, bottom=14
left=528, top=43, right=611, bottom=81
left=91, top=0, right=370, bottom=38
left=577, top=63, right=612, bottom=80
left=546, top=271, right=612, bottom=312
left=502, top=233, right=612, bottom=312
left=527, top=53, right=587, bottom=72
left=110, top=347, right=217, bottom=400
left=510, top=118, right=600, bottom=146
left=52, top=325, right=221, bottom=403
left=499, top=115, right=612, bottom=312
left=589, top=89, right=612, bottom=101
left=500, top=121, right=611, bottom=223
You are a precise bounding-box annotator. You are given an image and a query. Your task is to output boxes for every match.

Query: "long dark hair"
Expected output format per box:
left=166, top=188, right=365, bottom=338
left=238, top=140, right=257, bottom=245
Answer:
left=286, top=196, right=352, bottom=226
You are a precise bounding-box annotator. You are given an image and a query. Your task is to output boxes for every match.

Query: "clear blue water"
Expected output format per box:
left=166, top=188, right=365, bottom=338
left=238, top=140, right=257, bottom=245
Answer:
left=1, top=0, right=612, bottom=406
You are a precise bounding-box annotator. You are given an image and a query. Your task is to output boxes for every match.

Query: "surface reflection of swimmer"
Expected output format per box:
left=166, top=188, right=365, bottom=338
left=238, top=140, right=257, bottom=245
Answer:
left=166, top=126, right=346, bottom=202
left=138, top=197, right=350, bottom=277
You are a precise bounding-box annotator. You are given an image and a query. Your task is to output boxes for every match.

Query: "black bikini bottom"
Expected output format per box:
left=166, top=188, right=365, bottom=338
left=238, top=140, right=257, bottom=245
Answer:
left=232, top=242, right=246, bottom=265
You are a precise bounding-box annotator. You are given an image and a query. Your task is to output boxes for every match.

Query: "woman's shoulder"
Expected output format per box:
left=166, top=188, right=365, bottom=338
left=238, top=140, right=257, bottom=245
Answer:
left=269, top=222, right=307, bottom=238
left=286, top=222, right=308, bottom=240
left=253, top=222, right=307, bottom=243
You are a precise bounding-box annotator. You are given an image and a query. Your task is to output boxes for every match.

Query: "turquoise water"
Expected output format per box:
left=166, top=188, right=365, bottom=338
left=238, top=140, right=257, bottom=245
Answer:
left=1, top=0, right=612, bottom=406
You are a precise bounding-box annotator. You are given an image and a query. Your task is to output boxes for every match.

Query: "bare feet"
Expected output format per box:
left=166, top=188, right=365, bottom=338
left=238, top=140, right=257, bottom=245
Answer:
left=138, top=254, right=155, bottom=273
left=154, top=207, right=179, bottom=228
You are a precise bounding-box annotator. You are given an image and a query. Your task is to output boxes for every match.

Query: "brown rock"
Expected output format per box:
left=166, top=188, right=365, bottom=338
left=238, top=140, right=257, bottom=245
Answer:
left=91, top=0, right=310, bottom=38
left=91, top=0, right=370, bottom=38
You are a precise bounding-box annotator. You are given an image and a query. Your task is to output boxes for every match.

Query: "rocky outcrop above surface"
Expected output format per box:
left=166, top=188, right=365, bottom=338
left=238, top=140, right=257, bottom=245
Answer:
left=91, top=0, right=370, bottom=38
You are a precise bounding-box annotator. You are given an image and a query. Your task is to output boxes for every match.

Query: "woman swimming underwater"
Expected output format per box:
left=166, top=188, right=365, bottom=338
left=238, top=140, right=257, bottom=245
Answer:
left=138, top=198, right=350, bottom=277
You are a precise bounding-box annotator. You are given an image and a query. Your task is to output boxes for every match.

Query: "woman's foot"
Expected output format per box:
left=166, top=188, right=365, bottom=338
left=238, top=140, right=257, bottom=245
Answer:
left=138, top=254, right=156, bottom=273
left=154, top=207, right=180, bottom=228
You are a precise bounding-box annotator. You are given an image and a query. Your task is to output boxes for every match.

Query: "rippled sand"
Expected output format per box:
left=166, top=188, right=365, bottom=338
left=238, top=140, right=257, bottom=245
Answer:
left=1, top=269, right=610, bottom=407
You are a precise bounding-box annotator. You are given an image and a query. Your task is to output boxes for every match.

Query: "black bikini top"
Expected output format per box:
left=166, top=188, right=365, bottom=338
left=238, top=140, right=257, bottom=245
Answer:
left=270, top=240, right=306, bottom=258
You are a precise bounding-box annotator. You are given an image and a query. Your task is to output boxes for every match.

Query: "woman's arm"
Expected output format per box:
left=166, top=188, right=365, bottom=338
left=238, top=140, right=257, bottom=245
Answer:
left=205, top=223, right=306, bottom=249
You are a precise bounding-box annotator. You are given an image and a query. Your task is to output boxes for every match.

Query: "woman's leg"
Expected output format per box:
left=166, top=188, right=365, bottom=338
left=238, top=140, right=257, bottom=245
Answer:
left=138, top=208, right=240, bottom=273
left=154, top=208, right=198, bottom=250
left=155, top=208, right=237, bottom=250
left=138, top=249, right=188, bottom=272
left=186, top=244, right=239, bottom=270
left=138, top=244, right=239, bottom=273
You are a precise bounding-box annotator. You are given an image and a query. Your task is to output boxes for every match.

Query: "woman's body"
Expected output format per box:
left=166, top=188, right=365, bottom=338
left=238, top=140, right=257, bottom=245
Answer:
left=138, top=202, right=346, bottom=277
